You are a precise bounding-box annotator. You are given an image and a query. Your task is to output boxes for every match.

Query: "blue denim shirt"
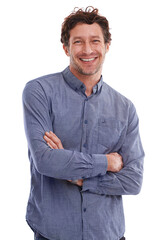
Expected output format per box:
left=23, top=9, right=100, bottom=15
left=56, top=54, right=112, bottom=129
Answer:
left=22, top=67, right=144, bottom=240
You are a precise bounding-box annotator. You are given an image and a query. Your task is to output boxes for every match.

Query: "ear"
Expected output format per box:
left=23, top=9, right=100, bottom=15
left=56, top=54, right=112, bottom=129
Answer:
left=105, top=43, right=110, bottom=53
left=63, top=44, right=70, bottom=56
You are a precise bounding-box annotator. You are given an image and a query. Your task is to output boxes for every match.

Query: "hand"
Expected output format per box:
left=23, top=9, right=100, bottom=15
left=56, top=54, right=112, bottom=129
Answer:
left=43, top=131, right=83, bottom=187
left=106, top=152, right=123, bottom=173
left=44, top=131, right=64, bottom=149
left=68, top=179, right=83, bottom=187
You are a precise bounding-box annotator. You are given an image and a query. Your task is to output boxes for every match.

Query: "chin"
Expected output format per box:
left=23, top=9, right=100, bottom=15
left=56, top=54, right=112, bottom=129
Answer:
left=81, top=71, right=98, bottom=76
left=80, top=66, right=101, bottom=76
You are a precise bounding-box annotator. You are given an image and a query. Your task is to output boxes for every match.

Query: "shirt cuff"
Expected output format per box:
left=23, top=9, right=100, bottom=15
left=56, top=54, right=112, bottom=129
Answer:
left=91, top=154, right=108, bottom=177
left=82, top=177, right=99, bottom=193
left=81, top=154, right=107, bottom=193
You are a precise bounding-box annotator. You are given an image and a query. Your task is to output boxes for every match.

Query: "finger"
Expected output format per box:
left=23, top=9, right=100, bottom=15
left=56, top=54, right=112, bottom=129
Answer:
left=76, top=179, right=83, bottom=186
left=44, top=135, right=58, bottom=149
left=47, top=142, right=54, bottom=149
left=67, top=179, right=83, bottom=187
left=43, top=135, right=58, bottom=149
left=45, top=131, right=64, bottom=149
left=49, top=131, right=64, bottom=149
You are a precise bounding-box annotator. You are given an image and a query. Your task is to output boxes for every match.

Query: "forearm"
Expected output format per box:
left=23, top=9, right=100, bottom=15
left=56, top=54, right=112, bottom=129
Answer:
left=30, top=141, right=107, bottom=180
left=82, top=137, right=144, bottom=196
left=43, top=132, right=123, bottom=184
left=82, top=157, right=144, bottom=196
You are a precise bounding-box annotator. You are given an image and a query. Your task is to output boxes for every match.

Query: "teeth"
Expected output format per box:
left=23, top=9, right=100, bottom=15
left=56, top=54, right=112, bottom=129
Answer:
left=81, top=58, right=95, bottom=62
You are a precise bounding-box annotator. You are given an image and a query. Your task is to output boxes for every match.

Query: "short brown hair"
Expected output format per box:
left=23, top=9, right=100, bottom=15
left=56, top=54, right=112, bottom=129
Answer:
left=61, top=6, right=112, bottom=47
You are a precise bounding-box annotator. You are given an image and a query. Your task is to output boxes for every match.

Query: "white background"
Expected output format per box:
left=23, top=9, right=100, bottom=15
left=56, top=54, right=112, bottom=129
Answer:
left=0, top=0, right=160, bottom=239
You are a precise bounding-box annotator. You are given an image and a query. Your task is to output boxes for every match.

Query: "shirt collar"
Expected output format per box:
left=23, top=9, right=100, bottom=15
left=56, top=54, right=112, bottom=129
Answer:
left=62, top=66, right=103, bottom=95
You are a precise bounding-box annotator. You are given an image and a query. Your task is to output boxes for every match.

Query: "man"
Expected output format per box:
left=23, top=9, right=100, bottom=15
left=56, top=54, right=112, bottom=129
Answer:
left=23, top=7, right=144, bottom=240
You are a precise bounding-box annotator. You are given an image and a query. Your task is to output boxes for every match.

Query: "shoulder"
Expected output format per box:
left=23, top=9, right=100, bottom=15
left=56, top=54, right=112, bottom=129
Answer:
left=103, top=82, right=132, bottom=104
left=23, top=71, right=65, bottom=98
left=25, top=71, right=64, bottom=89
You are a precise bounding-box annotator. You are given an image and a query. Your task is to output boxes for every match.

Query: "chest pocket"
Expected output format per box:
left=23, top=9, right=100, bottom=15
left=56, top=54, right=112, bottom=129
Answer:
left=98, top=118, right=125, bottom=153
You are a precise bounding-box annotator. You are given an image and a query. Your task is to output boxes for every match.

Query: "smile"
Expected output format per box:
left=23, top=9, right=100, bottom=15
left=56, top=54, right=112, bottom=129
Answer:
left=80, top=57, right=96, bottom=62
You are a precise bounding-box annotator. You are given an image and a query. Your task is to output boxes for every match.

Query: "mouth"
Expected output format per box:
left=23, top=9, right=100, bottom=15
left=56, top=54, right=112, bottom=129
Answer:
left=80, top=57, right=97, bottom=62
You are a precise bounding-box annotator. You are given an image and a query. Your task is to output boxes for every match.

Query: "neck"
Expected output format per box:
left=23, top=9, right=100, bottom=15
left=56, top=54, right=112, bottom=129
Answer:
left=70, top=67, right=102, bottom=97
left=83, top=76, right=100, bottom=96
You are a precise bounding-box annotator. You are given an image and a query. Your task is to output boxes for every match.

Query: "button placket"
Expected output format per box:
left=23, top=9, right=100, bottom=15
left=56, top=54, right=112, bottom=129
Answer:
left=81, top=98, right=89, bottom=152
left=81, top=192, right=88, bottom=240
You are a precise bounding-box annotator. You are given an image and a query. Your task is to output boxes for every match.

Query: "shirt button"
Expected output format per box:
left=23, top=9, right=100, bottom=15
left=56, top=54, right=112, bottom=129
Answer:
left=84, top=120, right=88, bottom=124
left=83, top=208, right=87, bottom=212
left=85, top=98, right=88, bottom=101
left=83, top=143, right=87, bottom=148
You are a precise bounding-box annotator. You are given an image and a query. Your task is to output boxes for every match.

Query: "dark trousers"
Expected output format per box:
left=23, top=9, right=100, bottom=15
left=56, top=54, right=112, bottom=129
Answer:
left=34, top=232, right=125, bottom=240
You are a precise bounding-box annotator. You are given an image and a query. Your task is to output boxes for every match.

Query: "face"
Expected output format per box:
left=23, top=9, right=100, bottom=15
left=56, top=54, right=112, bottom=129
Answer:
left=63, top=23, right=109, bottom=78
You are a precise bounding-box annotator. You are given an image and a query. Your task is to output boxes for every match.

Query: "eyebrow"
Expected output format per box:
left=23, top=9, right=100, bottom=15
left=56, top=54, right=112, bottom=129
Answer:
left=72, top=36, right=101, bottom=40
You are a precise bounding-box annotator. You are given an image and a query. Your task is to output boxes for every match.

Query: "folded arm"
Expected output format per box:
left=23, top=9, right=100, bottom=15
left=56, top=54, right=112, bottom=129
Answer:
left=43, top=102, right=144, bottom=194
left=43, top=123, right=144, bottom=196
left=82, top=103, right=144, bottom=195
left=22, top=81, right=108, bottom=181
left=44, top=131, right=123, bottom=186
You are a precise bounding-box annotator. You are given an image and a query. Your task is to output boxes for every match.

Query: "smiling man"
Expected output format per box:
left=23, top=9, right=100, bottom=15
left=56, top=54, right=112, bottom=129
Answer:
left=63, top=22, right=109, bottom=97
left=23, top=7, right=144, bottom=240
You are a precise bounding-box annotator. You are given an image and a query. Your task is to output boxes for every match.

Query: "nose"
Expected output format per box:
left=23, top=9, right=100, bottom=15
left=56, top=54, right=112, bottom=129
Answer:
left=82, top=41, right=93, bottom=55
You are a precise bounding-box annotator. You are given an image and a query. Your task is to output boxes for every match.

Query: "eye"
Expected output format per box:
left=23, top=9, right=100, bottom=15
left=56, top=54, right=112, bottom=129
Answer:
left=93, top=39, right=100, bottom=43
left=74, top=40, right=82, bottom=44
